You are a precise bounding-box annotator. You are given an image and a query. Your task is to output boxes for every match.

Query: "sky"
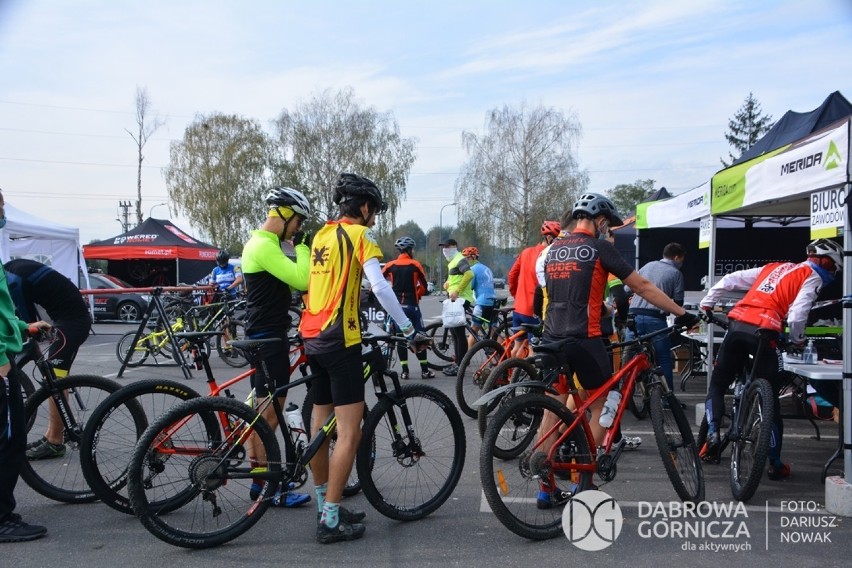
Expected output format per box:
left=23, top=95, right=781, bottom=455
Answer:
left=1, top=0, right=852, bottom=246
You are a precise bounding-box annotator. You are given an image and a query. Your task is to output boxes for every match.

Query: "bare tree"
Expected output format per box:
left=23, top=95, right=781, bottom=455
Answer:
left=456, top=102, right=588, bottom=248
left=721, top=92, right=774, bottom=167
left=127, top=87, right=166, bottom=225
left=164, top=113, right=274, bottom=253
left=272, top=88, right=417, bottom=233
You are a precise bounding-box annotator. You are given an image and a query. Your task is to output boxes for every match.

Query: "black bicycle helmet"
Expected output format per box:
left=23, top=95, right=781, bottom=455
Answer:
left=572, top=193, right=623, bottom=226
left=395, top=236, right=416, bottom=252
left=264, top=186, right=312, bottom=218
left=216, top=249, right=229, bottom=266
left=333, top=173, right=388, bottom=213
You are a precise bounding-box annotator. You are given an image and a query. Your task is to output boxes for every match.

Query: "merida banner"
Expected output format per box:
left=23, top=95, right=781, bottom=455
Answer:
left=635, top=182, right=710, bottom=229
left=712, top=120, right=849, bottom=215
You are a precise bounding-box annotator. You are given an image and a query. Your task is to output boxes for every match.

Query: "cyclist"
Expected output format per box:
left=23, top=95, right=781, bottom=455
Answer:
left=381, top=236, right=435, bottom=380
left=4, top=259, right=91, bottom=461
left=537, top=193, right=698, bottom=508
left=242, top=186, right=314, bottom=508
left=300, top=173, right=425, bottom=544
left=462, top=246, right=496, bottom=349
left=508, top=220, right=560, bottom=358
left=209, top=249, right=243, bottom=299
left=0, top=189, right=49, bottom=542
left=438, top=237, right=474, bottom=376
left=698, top=238, right=843, bottom=480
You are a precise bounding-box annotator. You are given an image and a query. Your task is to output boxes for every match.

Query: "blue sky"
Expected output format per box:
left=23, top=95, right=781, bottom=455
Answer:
left=1, top=0, right=851, bottom=245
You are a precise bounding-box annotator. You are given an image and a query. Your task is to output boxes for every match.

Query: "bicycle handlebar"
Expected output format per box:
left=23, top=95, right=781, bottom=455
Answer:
left=698, top=309, right=729, bottom=330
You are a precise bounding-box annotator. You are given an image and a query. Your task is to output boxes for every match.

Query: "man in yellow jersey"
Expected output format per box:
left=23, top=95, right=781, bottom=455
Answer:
left=242, top=186, right=313, bottom=508
left=300, top=173, right=425, bottom=544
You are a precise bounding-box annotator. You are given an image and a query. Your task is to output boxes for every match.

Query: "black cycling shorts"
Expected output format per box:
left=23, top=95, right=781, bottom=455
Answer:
left=308, top=345, right=364, bottom=407
left=248, top=331, right=291, bottom=397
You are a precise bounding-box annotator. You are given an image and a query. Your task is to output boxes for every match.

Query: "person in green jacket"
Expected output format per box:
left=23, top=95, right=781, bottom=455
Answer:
left=438, top=238, right=474, bottom=376
left=0, top=188, right=51, bottom=542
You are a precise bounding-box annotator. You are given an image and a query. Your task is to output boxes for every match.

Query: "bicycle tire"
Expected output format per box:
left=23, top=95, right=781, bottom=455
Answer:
left=216, top=319, right=250, bottom=368
left=115, top=331, right=152, bottom=367
left=424, top=321, right=455, bottom=367
left=20, top=374, right=123, bottom=503
left=627, top=377, right=651, bottom=419
left=730, top=379, right=774, bottom=502
left=476, top=356, right=540, bottom=441
left=480, top=393, right=594, bottom=540
left=357, top=383, right=465, bottom=521
left=80, top=379, right=203, bottom=514
left=301, top=387, right=367, bottom=497
left=128, top=397, right=279, bottom=549
left=649, top=385, right=705, bottom=502
left=455, top=339, right=504, bottom=418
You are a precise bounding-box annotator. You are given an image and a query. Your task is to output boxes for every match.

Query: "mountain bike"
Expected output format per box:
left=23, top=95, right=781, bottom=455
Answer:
left=426, top=300, right=513, bottom=367
left=19, top=328, right=124, bottom=503
left=114, top=315, right=211, bottom=367
left=126, top=333, right=466, bottom=549
left=479, top=323, right=703, bottom=540
left=81, top=332, right=310, bottom=515
left=695, top=312, right=777, bottom=502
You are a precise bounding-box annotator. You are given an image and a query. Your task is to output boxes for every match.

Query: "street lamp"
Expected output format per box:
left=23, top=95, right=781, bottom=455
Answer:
left=149, top=202, right=168, bottom=218
left=438, top=202, right=458, bottom=290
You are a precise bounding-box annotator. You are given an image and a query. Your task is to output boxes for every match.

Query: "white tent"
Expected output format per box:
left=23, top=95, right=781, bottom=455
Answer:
left=0, top=202, right=88, bottom=287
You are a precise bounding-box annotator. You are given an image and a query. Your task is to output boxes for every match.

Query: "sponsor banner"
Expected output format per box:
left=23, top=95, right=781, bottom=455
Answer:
left=712, top=146, right=788, bottom=214
left=635, top=183, right=710, bottom=229
left=810, top=187, right=845, bottom=238
left=698, top=216, right=712, bottom=249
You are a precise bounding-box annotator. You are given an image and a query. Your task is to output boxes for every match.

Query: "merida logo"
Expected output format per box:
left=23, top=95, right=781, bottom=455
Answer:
left=824, top=140, right=842, bottom=170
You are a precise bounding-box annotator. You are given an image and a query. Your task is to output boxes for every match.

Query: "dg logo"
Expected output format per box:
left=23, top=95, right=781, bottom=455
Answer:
left=562, top=489, right=624, bottom=551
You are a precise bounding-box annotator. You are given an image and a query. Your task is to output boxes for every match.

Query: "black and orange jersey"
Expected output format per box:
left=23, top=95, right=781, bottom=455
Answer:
left=382, top=252, right=428, bottom=306
left=300, top=220, right=383, bottom=353
left=542, top=228, right=633, bottom=338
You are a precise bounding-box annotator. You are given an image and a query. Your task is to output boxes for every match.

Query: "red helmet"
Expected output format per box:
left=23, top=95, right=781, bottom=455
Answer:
left=541, top=220, right=561, bottom=237
left=462, top=246, right=479, bottom=258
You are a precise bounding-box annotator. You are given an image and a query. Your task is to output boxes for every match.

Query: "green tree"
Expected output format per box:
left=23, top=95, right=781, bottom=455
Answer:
left=272, top=88, right=417, bottom=234
left=456, top=102, right=588, bottom=249
left=721, top=92, right=774, bottom=167
left=164, top=113, right=274, bottom=253
left=608, top=179, right=657, bottom=220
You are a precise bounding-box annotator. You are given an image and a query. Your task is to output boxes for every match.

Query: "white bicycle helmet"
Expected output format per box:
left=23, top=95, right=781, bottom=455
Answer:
left=395, top=236, right=416, bottom=251
left=806, top=239, right=843, bottom=270
left=265, top=186, right=312, bottom=218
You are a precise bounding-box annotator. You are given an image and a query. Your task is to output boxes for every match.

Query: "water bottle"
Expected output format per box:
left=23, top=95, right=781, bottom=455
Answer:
left=285, top=402, right=309, bottom=448
left=599, top=391, right=622, bottom=428
left=802, top=340, right=817, bottom=364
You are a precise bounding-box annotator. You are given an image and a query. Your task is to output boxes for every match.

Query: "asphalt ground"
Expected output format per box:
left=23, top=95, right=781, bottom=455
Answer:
left=3, top=294, right=849, bottom=567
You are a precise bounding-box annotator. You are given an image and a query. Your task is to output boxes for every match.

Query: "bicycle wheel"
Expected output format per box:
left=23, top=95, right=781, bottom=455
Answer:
left=357, top=383, right=465, bottom=521
left=216, top=319, right=249, bottom=368
left=424, top=321, right=455, bottom=368
left=730, top=378, right=774, bottom=502
left=481, top=393, right=594, bottom=540
left=128, top=397, right=280, bottom=549
left=477, top=357, right=539, bottom=442
left=80, top=379, right=203, bottom=514
left=115, top=331, right=152, bottom=367
left=627, top=376, right=651, bottom=419
left=301, top=388, right=368, bottom=497
left=20, top=374, right=123, bottom=503
left=455, top=339, right=504, bottom=418
left=649, top=385, right=704, bottom=502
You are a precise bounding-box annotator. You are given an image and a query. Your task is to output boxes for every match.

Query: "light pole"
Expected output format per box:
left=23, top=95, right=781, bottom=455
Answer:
left=438, top=202, right=457, bottom=290
left=149, top=202, right=168, bottom=218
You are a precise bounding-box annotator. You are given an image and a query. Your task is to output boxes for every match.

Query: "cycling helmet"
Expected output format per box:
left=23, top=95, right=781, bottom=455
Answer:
left=572, top=193, right=623, bottom=226
left=541, top=220, right=561, bottom=237
left=395, top=236, right=416, bottom=252
left=216, top=249, right=229, bottom=266
left=462, top=246, right=479, bottom=258
left=807, top=239, right=843, bottom=270
left=333, top=173, right=388, bottom=213
left=265, top=186, right=312, bottom=218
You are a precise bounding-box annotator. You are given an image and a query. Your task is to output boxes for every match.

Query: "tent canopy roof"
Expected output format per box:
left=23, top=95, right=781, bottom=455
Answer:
left=83, top=218, right=219, bottom=261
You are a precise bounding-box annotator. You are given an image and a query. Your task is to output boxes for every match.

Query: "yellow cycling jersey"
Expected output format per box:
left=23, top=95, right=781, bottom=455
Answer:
left=300, top=220, right=383, bottom=353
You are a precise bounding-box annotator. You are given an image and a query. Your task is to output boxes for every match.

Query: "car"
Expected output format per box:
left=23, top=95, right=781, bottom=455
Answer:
left=492, top=278, right=506, bottom=289
left=85, top=273, right=151, bottom=322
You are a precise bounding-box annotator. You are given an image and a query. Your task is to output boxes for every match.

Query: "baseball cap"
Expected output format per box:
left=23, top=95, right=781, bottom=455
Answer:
left=438, top=238, right=458, bottom=247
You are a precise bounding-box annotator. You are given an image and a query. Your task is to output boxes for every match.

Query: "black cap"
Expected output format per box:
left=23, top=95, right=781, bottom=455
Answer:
left=438, top=238, right=458, bottom=247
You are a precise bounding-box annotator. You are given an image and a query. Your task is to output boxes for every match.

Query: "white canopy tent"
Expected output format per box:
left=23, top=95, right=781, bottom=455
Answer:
left=0, top=202, right=89, bottom=288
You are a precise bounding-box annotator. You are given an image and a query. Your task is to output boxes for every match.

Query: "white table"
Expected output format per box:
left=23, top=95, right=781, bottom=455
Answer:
left=678, top=331, right=725, bottom=390
left=783, top=359, right=843, bottom=482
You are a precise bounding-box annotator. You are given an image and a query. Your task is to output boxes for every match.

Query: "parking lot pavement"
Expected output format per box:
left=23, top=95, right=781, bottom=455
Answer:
left=3, top=321, right=848, bottom=568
